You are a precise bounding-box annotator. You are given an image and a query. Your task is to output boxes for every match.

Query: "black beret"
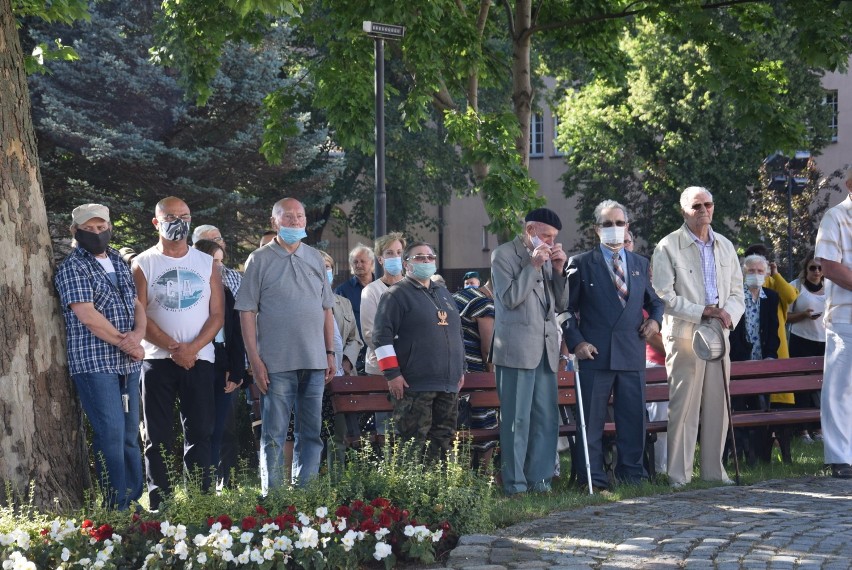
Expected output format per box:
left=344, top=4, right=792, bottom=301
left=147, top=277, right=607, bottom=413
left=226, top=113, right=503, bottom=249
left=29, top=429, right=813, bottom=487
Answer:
left=524, top=207, right=562, bottom=231
left=463, top=271, right=480, bottom=280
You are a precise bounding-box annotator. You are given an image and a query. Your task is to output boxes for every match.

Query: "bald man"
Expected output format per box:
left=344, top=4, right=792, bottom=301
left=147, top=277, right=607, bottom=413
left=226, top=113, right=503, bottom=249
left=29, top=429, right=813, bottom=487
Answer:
left=132, top=196, right=224, bottom=510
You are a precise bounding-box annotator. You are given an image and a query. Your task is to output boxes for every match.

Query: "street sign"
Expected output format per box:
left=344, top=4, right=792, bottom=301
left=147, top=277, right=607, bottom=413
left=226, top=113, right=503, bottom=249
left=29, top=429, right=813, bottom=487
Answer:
left=363, top=21, right=405, bottom=39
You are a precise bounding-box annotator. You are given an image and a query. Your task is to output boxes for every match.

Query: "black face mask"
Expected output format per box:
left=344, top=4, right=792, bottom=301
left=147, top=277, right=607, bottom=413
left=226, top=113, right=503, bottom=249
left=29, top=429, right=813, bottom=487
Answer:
left=75, top=228, right=112, bottom=255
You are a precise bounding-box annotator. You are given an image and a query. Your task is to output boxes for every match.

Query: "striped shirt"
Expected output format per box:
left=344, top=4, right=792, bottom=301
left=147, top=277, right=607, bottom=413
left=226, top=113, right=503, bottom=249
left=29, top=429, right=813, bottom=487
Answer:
left=452, top=288, right=494, bottom=373
left=686, top=226, right=719, bottom=305
left=55, top=247, right=141, bottom=375
left=815, top=194, right=852, bottom=324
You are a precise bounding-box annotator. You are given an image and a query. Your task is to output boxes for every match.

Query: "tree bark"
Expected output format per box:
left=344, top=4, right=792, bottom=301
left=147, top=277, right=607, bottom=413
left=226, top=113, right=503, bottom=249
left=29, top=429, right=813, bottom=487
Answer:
left=511, top=0, right=533, bottom=168
left=0, top=0, right=89, bottom=508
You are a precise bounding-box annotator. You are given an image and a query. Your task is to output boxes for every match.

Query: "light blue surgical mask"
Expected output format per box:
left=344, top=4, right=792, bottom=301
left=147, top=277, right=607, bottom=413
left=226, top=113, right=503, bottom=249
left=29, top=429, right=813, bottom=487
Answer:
left=326, top=269, right=334, bottom=284
left=278, top=226, right=307, bottom=245
left=409, top=262, right=437, bottom=280
left=464, top=284, right=477, bottom=289
left=383, top=256, right=403, bottom=276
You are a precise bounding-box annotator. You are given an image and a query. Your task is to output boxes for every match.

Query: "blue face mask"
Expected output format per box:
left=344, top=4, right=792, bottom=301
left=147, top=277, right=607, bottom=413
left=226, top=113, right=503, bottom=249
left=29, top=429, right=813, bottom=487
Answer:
left=409, top=262, right=437, bottom=280
left=464, top=284, right=478, bottom=289
left=383, top=256, right=403, bottom=276
left=326, top=269, right=334, bottom=285
left=278, top=226, right=307, bottom=245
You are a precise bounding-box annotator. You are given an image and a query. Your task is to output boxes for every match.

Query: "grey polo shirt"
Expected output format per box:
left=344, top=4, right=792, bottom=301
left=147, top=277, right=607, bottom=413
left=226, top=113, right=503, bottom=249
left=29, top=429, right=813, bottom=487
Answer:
left=235, top=241, right=334, bottom=373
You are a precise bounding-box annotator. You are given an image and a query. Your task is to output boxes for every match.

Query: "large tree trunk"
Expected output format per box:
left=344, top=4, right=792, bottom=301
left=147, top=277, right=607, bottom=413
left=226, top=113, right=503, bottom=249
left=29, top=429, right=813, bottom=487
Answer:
left=511, top=0, right=533, bottom=168
left=0, top=0, right=89, bottom=509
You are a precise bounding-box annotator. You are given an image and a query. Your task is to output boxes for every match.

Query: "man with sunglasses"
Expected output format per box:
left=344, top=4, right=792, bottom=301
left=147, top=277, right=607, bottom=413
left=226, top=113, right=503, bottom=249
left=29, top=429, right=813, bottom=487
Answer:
left=372, top=242, right=465, bottom=461
left=652, top=187, right=744, bottom=488
left=814, top=173, right=852, bottom=479
left=563, top=200, right=664, bottom=491
left=132, top=197, right=224, bottom=510
left=491, top=207, right=568, bottom=495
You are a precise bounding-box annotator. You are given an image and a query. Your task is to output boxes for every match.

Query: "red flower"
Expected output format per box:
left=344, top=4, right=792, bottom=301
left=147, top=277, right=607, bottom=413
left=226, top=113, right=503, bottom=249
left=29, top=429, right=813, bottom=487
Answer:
left=131, top=513, right=141, bottom=523
left=441, top=520, right=452, bottom=532
left=262, top=517, right=273, bottom=526
left=274, top=514, right=296, bottom=528
left=81, top=520, right=94, bottom=529
left=335, top=505, right=351, bottom=518
left=350, top=500, right=365, bottom=511
left=359, top=519, right=379, bottom=533
left=241, top=516, right=257, bottom=531
left=386, top=507, right=402, bottom=522
left=139, top=521, right=161, bottom=535
left=362, top=505, right=374, bottom=518
left=402, top=510, right=410, bottom=519
left=91, top=524, right=114, bottom=542
left=207, top=517, right=215, bottom=527
left=216, top=515, right=233, bottom=530
left=287, top=505, right=297, bottom=514
left=40, top=528, right=49, bottom=536
left=378, top=512, right=393, bottom=528
left=255, top=505, right=268, bottom=516
left=370, top=497, right=391, bottom=509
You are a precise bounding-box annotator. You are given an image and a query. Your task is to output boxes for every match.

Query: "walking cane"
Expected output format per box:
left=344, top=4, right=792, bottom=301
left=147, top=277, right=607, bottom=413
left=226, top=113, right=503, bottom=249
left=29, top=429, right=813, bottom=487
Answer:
left=571, top=355, right=594, bottom=495
left=720, top=359, right=741, bottom=486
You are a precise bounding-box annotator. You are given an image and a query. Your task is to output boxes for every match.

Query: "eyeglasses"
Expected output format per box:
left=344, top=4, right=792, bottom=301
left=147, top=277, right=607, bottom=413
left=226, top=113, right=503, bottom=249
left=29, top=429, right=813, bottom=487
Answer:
left=691, top=202, right=714, bottom=211
left=407, top=254, right=437, bottom=262
left=159, top=214, right=192, bottom=223
left=599, top=220, right=627, bottom=227
left=211, top=236, right=224, bottom=243
left=808, top=265, right=822, bottom=272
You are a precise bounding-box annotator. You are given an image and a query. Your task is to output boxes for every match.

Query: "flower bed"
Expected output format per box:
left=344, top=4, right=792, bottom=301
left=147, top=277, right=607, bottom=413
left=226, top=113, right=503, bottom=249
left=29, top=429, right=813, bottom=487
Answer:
left=1, top=498, right=453, bottom=569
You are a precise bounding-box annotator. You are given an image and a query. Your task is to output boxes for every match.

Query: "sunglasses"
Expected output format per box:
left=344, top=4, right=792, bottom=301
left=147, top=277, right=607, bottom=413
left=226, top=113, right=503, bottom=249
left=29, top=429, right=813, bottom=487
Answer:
left=407, top=254, right=437, bottom=262
left=691, top=202, right=714, bottom=211
left=808, top=265, right=822, bottom=272
left=599, top=220, right=627, bottom=227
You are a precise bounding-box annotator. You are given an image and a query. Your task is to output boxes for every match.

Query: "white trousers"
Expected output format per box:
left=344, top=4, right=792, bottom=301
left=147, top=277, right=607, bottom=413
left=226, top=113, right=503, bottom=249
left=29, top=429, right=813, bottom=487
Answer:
left=822, top=323, right=852, bottom=464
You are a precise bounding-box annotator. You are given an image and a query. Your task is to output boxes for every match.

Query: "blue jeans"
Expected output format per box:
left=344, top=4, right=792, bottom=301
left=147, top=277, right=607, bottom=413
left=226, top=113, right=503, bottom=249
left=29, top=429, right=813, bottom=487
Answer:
left=72, top=371, right=143, bottom=510
left=261, top=369, right=324, bottom=492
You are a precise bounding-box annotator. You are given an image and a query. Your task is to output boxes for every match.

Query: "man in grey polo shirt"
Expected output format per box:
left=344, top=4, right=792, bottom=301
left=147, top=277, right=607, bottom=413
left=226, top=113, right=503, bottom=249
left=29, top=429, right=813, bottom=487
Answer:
left=236, top=197, right=336, bottom=491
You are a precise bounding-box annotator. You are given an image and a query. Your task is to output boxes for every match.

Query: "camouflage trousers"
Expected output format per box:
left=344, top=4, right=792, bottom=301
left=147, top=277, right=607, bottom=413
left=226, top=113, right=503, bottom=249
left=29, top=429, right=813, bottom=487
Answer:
left=392, top=390, right=459, bottom=462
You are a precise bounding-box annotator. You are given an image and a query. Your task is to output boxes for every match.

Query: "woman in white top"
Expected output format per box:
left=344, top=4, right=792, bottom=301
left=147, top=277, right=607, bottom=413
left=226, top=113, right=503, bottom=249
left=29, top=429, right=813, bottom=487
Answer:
left=360, top=232, right=407, bottom=438
left=788, top=252, right=827, bottom=357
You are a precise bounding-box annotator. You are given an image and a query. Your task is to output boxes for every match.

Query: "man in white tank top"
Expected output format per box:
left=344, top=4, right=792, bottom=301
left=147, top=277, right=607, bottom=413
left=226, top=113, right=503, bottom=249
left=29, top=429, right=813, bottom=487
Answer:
left=132, top=197, right=224, bottom=510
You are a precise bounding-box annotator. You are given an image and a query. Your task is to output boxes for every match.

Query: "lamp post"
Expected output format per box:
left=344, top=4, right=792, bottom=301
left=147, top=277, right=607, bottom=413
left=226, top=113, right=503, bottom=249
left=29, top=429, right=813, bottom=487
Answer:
left=764, top=150, right=810, bottom=279
left=363, top=22, right=404, bottom=241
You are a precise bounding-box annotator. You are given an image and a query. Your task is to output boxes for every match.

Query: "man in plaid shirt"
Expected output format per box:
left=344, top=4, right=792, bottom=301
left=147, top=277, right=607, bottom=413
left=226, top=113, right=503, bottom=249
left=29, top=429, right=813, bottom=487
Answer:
left=55, top=203, right=146, bottom=511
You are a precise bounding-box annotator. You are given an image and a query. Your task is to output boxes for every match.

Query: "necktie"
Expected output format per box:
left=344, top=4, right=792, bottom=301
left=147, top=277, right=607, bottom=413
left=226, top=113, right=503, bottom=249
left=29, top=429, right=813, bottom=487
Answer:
left=612, top=254, right=628, bottom=306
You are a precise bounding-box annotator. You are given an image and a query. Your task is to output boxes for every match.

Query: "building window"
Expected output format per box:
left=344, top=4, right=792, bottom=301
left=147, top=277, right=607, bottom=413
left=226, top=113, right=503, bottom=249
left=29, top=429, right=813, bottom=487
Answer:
left=552, top=116, right=564, bottom=157
left=824, top=90, right=838, bottom=142
left=530, top=113, right=544, bottom=157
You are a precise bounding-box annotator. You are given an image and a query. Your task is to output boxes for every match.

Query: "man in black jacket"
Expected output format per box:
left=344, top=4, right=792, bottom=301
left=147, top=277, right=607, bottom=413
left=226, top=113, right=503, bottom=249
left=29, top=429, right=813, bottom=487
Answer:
left=373, top=241, right=465, bottom=460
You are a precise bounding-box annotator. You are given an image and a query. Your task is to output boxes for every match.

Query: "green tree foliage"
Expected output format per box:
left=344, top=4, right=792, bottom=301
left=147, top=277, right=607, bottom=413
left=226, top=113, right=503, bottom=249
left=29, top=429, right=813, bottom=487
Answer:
left=556, top=13, right=837, bottom=252
left=27, top=0, right=342, bottom=261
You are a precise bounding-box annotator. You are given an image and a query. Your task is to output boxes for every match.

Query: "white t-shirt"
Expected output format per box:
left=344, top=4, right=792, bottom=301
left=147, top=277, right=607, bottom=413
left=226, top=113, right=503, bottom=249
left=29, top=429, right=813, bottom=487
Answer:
left=135, top=246, right=216, bottom=362
left=815, top=194, right=852, bottom=325
left=789, top=281, right=826, bottom=342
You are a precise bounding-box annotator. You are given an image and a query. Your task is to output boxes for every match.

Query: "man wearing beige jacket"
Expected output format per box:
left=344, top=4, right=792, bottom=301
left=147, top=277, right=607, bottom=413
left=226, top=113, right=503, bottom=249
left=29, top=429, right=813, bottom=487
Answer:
left=652, top=187, right=745, bottom=487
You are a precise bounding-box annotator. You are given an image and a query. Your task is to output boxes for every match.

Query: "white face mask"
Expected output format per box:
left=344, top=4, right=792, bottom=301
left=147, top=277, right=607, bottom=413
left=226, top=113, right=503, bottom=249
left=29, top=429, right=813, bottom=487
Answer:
left=599, top=226, right=625, bottom=247
left=529, top=233, right=548, bottom=250
left=745, top=274, right=765, bottom=289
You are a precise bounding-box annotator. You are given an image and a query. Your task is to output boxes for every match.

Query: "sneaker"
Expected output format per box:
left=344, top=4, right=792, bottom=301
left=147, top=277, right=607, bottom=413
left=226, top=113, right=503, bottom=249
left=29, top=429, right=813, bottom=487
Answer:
left=813, top=432, right=824, bottom=442
left=831, top=464, right=852, bottom=479
left=800, top=432, right=814, bottom=444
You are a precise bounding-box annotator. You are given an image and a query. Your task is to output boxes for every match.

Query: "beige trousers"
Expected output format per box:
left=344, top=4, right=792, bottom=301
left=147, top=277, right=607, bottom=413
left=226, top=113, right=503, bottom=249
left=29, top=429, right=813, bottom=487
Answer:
left=664, top=335, right=731, bottom=485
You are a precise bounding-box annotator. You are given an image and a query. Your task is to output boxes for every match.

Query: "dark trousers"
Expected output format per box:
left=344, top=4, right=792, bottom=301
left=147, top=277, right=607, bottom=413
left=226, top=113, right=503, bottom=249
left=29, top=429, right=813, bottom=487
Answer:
left=211, top=361, right=239, bottom=487
left=575, top=368, right=647, bottom=488
left=141, top=359, right=215, bottom=510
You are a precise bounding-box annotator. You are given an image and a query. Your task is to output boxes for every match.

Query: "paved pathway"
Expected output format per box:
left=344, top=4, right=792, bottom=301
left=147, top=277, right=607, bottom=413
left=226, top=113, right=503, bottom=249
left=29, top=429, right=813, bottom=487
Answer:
left=447, top=477, right=852, bottom=570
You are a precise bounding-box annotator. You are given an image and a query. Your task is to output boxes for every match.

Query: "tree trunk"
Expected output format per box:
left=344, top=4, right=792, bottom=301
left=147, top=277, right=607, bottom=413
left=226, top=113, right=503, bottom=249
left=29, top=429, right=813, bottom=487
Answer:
left=0, top=0, right=89, bottom=509
left=511, top=0, right=533, bottom=168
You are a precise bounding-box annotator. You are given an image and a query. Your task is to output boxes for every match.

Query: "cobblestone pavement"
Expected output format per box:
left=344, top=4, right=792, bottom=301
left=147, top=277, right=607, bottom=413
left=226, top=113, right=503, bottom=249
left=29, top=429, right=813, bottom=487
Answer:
left=447, top=477, right=852, bottom=570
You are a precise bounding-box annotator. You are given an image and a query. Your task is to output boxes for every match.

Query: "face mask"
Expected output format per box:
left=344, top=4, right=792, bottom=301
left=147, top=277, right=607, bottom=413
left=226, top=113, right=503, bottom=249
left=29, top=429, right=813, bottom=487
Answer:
left=326, top=269, right=334, bottom=285
left=745, top=274, right=765, bottom=288
left=529, top=233, right=546, bottom=250
left=599, top=226, right=625, bottom=247
left=75, top=228, right=111, bottom=255
left=278, top=226, right=307, bottom=244
left=409, top=262, right=437, bottom=280
left=383, top=256, right=403, bottom=276
left=464, top=284, right=478, bottom=289
left=159, top=219, right=190, bottom=242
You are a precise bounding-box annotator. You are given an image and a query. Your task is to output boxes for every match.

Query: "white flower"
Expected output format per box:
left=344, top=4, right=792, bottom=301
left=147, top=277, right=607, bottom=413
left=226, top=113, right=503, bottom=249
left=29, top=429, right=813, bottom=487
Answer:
left=250, top=548, right=265, bottom=563
left=315, top=506, right=328, bottom=518
left=196, top=552, right=208, bottom=564
left=337, top=517, right=348, bottom=531
left=295, top=527, right=319, bottom=549
left=215, top=530, right=233, bottom=550
left=357, top=531, right=365, bottom=541
left=263, top=547, right=275, bottom=560
left=321, top=537, right=330, bottom=548
left=3, top=551, right=36, bottom=570
left=260, top=522, right=279, bottom=533
left=375, top=527, right=390, bottom=540
left=222, top=550, right=234, bottom=562
left=273, top=535, right=293, bottom=552
left=193, top=534, right=208, bottom=546
left=341, top=530, right=358, bottom=552
left=210, top=522, right=222, bottom=532
left=78, top=558, right=92, bottom=567
left=320, top=521, right=335, bottom=534
left=174, top=540, right=189, bottom=560
left=61, top=547, right=71, bottom=562
left=174, top=525, right=187, bottom=541
left=112, top=534, right=122, bottom=544
left=93, top=560, right=105, bottom=569
left=374, top=541, right=393, bottom=560
left=237, top=548, right=251, bottom=564
left=240, top=531, right=254, bottom=544
left=403, top=524, right=415, bottom=537
left=432, top=529, right=444, bottom=542
left=298, top=512, right=311, bottom=526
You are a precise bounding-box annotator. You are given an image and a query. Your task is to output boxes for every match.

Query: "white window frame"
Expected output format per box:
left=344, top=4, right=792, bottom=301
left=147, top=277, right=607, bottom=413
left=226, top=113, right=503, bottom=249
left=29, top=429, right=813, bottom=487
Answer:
left=824, top=90, right=839, bottom=143
left=530, top=112, right=544, bottom=157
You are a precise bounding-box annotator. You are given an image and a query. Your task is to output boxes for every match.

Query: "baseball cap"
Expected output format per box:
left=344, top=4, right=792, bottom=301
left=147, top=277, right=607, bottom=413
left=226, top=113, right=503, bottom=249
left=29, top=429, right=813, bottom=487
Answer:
left=72, top=203, right=110, bottom=225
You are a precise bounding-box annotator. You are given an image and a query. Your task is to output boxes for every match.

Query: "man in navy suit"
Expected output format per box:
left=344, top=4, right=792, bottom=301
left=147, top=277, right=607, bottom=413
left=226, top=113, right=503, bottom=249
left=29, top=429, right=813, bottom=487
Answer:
left=563, top=200, right=664, bottom=490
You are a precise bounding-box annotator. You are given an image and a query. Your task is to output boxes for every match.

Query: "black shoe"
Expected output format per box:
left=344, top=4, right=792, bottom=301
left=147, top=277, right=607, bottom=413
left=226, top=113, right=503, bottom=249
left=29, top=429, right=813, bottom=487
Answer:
left=831, top=464, right=852, bottom=479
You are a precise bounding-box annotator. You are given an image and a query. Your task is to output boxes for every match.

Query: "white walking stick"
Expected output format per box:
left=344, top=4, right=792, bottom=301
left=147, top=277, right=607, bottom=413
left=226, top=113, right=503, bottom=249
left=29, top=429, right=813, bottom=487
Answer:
left=571, top=355, right=594, bottom=495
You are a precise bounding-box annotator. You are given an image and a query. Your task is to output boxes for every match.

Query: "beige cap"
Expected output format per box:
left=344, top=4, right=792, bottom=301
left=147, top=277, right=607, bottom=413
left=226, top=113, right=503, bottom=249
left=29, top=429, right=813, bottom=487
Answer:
left=72, top=203, right=110, bottom=225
